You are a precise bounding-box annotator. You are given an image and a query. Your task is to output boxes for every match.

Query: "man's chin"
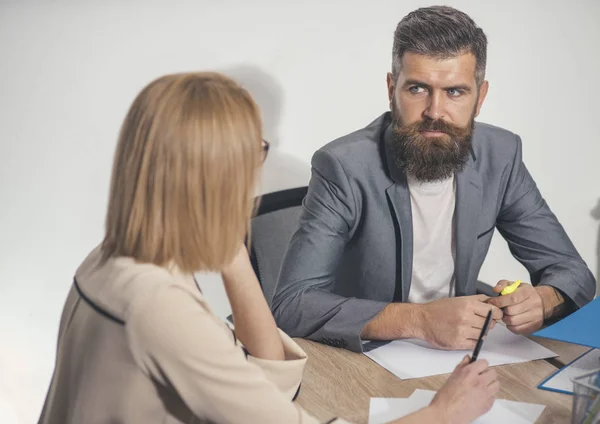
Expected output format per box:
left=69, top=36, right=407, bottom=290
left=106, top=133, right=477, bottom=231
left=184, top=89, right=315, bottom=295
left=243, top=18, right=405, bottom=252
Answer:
left=406, top=156, right=469, bottom=182
left=418, top=130, right=450, bottom=139
left=417, top=134, right=453, bottom=148
left=407, top=170, right=456, bottom=183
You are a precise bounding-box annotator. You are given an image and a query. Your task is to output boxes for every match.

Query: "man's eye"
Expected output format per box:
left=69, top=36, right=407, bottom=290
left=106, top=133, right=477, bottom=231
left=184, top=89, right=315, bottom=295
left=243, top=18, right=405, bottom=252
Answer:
left=409, top=86, right=426, bottom=94
left=447, top=88, right=463, bottom=97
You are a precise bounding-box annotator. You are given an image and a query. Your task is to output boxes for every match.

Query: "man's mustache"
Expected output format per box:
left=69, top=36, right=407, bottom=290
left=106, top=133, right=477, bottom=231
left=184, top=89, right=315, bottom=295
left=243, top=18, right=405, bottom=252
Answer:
left=395, top=119, right=471, bottom=138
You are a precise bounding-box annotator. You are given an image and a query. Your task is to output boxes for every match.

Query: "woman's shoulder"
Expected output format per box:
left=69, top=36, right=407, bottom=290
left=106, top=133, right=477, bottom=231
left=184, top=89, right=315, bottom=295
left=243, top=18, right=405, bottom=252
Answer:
left=74, top=244, right=216, bottom=326
left=125, top=268, right=216, bottom=324
left=125, top=271, right=234, bottom=360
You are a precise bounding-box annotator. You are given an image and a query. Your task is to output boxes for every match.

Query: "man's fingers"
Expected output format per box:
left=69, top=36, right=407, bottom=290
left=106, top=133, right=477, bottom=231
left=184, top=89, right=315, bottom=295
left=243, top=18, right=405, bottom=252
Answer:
left=504, top=300, right=531, bottom=316
left=471, top=294, right=503, bottom=320
left=464, top=312, right=486, bottom=329
left=472, top=294, right=491, bottom=302
left=464, top=325, right=484, bottom=341
left=506, top=287, right=531, bottom=305
left=487, top=295, right=509, bottom=309
left=507, top=322, right=536, bottom=335
left=455, top=338, right=477, bottom=350
left=468, top=317, right=496, bottom=334
left=488, top=292, right=518, bottom=309
left=493, top=280, right=511, bottom=294
left=473, top=302, right=503, bottom=320
left=503, top=308, right=538, bottom=327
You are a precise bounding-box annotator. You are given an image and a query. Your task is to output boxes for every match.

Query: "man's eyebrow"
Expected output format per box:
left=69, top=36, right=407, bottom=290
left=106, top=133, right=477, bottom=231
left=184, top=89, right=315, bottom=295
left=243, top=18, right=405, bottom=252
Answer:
left=403, top=79, right=430, bottom=88
left=443, top=84, right=472, bottom=92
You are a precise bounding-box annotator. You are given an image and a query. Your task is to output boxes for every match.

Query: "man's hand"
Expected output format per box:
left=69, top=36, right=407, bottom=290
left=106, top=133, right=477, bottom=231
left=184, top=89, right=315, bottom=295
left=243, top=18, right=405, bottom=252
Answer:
left=487, top=280, right=544, bottom=334
left=420, top=295, right=503, bottom=350
left=488, top=280, right=570, bottom=335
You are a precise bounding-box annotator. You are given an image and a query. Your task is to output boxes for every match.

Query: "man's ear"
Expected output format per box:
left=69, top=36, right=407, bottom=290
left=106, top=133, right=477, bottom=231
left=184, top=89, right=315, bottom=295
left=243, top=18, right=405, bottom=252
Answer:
left=386, top=72, right=395, bottom=110
left=474, top=80, right=489, bottom=117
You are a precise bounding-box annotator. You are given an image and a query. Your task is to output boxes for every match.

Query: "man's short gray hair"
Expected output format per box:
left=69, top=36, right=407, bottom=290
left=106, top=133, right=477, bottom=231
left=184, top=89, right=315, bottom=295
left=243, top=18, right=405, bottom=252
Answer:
left=392, top=6, right=487, bottom=86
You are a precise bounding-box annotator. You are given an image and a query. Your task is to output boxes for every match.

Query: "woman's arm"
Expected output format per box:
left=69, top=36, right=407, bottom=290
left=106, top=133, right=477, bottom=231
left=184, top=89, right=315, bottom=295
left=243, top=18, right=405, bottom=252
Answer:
left=221, top=246, right=285, bottom=360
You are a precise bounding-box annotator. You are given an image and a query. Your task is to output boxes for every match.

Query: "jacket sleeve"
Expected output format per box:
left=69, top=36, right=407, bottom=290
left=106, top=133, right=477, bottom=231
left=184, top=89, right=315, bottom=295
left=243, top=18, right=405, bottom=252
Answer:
left=272, top=149, right=388, bottom=353
left=126, top=284, right=350, bottom=424
left=496, top=134, right=596, bottom=308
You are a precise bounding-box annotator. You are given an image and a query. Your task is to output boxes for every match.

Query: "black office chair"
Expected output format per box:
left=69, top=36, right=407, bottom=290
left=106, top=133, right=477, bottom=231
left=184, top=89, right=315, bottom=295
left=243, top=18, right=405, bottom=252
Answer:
left=247, top=186, right=496, bottom=306
left=248, top=186, right=308, bottom=307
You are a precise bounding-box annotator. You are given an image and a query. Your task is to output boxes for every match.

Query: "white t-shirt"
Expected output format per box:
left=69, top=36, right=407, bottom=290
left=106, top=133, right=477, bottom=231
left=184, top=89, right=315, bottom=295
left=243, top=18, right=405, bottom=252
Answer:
left=406, top=175, right=456, bottom=304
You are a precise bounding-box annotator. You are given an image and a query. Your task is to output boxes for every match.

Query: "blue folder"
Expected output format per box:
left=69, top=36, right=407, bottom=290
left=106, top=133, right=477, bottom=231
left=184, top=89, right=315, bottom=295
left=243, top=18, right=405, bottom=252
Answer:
left=537, top=348, right=598, bottom=395
left=533, top=296, right=600, bottom=349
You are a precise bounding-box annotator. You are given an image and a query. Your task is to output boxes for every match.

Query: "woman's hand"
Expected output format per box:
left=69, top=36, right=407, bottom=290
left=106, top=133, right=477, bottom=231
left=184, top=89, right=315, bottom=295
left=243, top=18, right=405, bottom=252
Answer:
left=220, top=243, right=285, bottom=361
left=429, top=356, right=499, bottom=424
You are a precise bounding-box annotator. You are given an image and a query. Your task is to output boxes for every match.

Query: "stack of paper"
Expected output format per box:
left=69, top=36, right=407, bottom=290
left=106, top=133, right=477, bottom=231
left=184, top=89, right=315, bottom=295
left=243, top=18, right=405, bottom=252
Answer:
left=369, top=389, right=546, bottom=424
left=364, top=325, right=557, bottom=380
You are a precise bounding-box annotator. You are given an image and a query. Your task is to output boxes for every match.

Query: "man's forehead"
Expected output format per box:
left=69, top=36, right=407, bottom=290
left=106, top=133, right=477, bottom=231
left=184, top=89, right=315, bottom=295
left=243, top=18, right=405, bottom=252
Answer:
left=398, top=51, right=477, bottom=86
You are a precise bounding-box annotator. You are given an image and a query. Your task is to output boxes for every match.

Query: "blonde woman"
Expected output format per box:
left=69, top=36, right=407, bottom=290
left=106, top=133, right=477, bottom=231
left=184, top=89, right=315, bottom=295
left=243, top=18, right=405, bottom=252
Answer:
left=38, top=72, right=499, bottom=424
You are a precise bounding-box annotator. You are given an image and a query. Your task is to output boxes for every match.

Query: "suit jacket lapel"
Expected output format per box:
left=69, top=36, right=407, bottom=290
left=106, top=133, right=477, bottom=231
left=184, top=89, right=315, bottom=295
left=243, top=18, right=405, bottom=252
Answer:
left=455, top=156, right=482, bottom=296
left=383, top=126, right=413, bottom=302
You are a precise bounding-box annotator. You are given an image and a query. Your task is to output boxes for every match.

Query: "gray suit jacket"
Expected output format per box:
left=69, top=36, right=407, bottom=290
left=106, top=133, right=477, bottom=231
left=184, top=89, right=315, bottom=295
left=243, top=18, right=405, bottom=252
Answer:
left=272, top=112, right=596, bottom=352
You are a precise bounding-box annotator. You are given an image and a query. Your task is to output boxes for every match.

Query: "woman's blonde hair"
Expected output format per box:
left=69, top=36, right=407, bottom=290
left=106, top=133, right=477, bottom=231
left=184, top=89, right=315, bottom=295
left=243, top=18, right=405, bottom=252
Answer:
left=102, top=72, right=262, bottom=273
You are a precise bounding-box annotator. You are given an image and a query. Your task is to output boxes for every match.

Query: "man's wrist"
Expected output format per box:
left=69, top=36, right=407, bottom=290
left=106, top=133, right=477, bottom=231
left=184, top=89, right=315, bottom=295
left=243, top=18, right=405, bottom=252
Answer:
left=410, top=303, right=429, bottom=340
left=361, top=303, right=427, bottom=340
left=536, top=285, right=568, bottom=321
left=391, top=302, right=429, bottom=340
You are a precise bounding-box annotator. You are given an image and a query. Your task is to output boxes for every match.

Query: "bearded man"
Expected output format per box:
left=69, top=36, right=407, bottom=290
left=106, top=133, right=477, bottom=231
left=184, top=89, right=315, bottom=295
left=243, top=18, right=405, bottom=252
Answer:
left=272, top=5, right=595, bottom=352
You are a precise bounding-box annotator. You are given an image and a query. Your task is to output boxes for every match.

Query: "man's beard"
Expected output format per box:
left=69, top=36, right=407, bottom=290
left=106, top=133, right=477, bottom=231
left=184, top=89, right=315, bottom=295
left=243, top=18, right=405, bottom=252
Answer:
left=391, top=101, right=475, bottom=182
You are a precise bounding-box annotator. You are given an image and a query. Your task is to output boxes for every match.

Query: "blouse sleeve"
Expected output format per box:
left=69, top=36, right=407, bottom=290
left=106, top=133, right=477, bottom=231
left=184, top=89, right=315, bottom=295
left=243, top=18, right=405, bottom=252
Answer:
left=126, top=284, right=350, bottom=424
left=245, top=329, right=307, bottom=399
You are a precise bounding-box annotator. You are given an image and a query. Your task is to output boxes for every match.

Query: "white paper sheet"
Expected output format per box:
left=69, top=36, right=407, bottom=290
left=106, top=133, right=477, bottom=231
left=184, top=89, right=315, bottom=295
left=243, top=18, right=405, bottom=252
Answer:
left=369, top=398, right=423, bottom=424
left=497, top=398, right=547, bottom=422
left=369, top=389, right=545, bottom=424
left=539, top=348, right=600, bottom=394
left=364, top=324, right=557, bottom=379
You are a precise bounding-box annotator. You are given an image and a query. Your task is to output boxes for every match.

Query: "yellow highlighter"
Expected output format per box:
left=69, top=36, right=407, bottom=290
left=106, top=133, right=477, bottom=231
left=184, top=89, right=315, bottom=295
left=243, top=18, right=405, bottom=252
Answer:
left=500, top=280, right=521, bottom=295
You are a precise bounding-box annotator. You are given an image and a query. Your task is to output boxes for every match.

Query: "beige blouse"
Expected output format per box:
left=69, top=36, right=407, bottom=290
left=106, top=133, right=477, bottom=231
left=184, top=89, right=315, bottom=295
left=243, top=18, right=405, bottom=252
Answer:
left=38, top=246, right=350, bottom=424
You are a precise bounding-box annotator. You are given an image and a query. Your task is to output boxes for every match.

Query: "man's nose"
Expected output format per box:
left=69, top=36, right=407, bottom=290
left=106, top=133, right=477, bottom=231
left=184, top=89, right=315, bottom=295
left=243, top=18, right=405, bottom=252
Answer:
left=423, top=91, right=445, bottom=121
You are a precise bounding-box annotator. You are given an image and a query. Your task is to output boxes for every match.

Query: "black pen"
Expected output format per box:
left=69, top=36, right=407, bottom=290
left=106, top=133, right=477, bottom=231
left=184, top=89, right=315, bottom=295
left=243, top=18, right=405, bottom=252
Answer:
left=470, top=309, right=493, bottom=363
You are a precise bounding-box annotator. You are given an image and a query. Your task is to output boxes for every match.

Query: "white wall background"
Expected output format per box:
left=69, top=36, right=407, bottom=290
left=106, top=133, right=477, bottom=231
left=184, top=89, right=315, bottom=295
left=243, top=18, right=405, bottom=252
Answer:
left=1, top=0, right=599, bottom=422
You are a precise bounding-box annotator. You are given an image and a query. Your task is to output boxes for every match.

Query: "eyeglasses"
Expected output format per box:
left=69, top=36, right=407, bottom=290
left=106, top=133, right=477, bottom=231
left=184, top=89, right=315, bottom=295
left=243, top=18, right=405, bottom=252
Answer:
left=262, top=139, right=270, bottom=162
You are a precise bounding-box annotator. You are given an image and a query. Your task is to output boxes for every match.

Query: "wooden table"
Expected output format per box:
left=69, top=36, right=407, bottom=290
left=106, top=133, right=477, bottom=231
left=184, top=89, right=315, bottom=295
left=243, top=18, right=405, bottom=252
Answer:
left=529, top=336, right=591, bottom=366
left=295, top=338, right=589, bottom=424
